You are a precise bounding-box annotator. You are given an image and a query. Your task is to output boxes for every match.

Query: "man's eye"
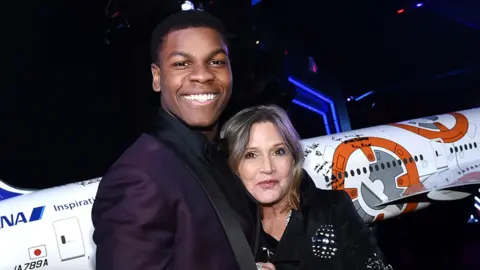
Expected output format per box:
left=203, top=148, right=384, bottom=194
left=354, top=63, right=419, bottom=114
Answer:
left=174, top=62, right=188, bottom=67
left=210, top=60, right=225, bottom=66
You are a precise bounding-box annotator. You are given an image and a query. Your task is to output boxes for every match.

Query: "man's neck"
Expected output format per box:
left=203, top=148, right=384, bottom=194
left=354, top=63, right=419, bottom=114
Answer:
left=197, top=126, right=217, bottom=141
left=160, top=106, right=218, bottom=141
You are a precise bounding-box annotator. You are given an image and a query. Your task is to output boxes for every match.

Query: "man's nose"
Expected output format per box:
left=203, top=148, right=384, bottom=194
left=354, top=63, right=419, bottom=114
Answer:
left=189, top=65, right=214, bottom=83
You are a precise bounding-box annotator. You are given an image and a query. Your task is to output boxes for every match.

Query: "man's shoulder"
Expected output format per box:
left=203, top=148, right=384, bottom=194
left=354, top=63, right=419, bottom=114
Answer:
left=112, top=133, right=178, bottom=171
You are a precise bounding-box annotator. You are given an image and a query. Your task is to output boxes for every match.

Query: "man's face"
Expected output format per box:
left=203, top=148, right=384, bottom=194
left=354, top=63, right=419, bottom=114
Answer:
left=151, top=27, right=232, bottom=128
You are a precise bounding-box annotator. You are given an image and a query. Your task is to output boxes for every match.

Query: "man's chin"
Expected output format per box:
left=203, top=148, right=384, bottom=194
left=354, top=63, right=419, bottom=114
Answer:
left=184, top=118, right=219, bottom=131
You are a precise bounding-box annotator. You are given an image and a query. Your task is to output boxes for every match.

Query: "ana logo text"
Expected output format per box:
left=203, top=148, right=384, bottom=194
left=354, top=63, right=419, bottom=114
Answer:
left=0, top=206, right=45, bottom=229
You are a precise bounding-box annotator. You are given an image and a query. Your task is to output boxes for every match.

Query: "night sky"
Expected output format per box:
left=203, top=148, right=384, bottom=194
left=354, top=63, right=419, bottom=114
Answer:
left=0, top=1, right=126, bottom=188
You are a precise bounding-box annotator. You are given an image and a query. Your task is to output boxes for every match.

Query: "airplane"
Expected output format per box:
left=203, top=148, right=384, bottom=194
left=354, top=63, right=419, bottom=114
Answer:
left=1, top=107, right=480, bottom=269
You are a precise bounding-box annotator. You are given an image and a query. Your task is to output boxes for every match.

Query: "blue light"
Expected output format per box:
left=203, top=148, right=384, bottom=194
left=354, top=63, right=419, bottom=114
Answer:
left=292, top=99, right=332, bottom=135
left=416, top=3, right=423, bottom=7
left=355, top=90, right=374, bottom=101
left=288, top=77, right=341, bottom=133
left=252, top=0, right=262, bottom=6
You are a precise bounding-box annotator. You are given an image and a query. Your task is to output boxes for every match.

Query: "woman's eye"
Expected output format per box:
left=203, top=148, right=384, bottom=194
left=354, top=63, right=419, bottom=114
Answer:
left=274, top=148, right=287, bottom=155
left=244, top=152, right=256, bottom=159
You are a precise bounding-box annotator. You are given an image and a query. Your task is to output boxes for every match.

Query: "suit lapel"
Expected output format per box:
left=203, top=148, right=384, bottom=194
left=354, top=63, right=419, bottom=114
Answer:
left=155, top=127, right=257, bottom=270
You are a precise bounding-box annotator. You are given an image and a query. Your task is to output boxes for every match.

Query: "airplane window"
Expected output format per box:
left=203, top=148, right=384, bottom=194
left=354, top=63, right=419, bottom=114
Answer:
left=324, top=175, right=329, bottom=182
left=363, top=167, right=367, bottom=174
left=409, top=157, right=414, bottom=163
left=469, top=143, right=473, bottom=149
left=398, top=159, right=402, bottom=166
left=350, top=170, right=354, bottom=177
left=344, top=171, right=349, bottom=178
left=386, top=162, right=391, bottom=168
left=460, top=145, right=463, bottom=151
left=414, top=156, right=418, bottom=162
left=392, top=161, right=396, bottom=167
left=455, top=146, right=458, bottom=152
left=435, top=151, right=439, bottom=157
left=403, top=158, right=408, bottom=164
left=369, top=166, right=373, bottom=172
left=375, top=164, right=379, bottom=171
left=381, top=163, right=385, bottom=170
left=420, top=154, right=424, bottom=160
left=464, top=144, right=468, bottom=150
left=357, top=168, right=361, bottom=175
left=450, top=148, right=453, bottom=153
left=474, top=142, right=477, bottom=148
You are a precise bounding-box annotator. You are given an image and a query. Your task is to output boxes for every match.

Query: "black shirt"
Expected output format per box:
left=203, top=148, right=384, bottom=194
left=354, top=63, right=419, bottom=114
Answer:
left=256, top=172, right=391, bottom=270
left=152, top=108, right=259, bottom=251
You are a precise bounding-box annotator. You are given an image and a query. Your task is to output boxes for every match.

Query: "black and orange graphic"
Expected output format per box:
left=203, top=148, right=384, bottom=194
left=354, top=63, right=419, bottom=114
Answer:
left=390, top=112, right=469, bottom=143
left=330, top=137, right=424, bottom=220
left=328, top=112, right=470, bottom=221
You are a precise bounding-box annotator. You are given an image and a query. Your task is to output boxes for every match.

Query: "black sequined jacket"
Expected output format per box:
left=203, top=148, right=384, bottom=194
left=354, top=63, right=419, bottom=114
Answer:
left=256, top=171, right=392, bottom=270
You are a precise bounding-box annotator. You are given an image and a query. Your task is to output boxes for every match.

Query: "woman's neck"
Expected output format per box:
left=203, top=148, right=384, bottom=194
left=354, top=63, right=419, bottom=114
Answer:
left=262, top=200, right=289, bottom=221
left=261, top=199, right=290, bottom=241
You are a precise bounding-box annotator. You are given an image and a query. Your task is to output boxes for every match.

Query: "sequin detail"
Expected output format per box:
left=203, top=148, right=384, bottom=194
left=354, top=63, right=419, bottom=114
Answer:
left=311, top=225, right=337, bottom=259
left=286, top=209, right=292, bottom=225
left=365, top=253, right=393, bottom=269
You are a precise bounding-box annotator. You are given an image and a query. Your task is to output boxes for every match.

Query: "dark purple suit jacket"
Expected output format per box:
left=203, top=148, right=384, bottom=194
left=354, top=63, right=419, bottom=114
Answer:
left=91, top=133, right=250, bottom=270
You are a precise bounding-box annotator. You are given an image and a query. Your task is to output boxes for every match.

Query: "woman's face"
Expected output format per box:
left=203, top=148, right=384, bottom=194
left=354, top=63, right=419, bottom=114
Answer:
left=237, top=121, right=295, bottom=205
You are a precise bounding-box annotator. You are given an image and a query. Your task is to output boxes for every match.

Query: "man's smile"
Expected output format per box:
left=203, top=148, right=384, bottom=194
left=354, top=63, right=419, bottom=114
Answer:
left=181, top=93, right=219, bottom=106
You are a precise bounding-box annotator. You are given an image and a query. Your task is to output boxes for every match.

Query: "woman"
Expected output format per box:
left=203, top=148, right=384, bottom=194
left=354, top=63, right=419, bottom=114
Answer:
left=220, top=105, right=392, bottom=270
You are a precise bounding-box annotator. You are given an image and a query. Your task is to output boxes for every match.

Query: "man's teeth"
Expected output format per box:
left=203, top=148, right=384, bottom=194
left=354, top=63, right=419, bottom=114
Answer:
left=184, top=94, right=217, bottom=102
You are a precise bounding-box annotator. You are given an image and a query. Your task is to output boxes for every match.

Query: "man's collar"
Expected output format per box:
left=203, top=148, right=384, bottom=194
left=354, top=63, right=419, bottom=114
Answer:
left=154, top=108, right=223, bottom=160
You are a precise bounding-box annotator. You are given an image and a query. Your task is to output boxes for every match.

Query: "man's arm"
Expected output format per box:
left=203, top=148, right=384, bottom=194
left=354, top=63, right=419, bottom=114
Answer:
left=337, top=191, right=392, bottom=270
left=92, top=164, right=175, bottom=270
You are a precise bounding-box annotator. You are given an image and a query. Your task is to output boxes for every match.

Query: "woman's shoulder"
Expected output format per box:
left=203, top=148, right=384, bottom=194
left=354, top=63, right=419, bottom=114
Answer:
left=300, top=171, right=353, bottom=208
left=306, top=188, right=353, bottom=211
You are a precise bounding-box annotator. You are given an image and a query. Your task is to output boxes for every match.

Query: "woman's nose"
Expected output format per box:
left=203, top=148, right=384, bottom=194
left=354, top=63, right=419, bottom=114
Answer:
left=260, top=156, right=275, bottom=174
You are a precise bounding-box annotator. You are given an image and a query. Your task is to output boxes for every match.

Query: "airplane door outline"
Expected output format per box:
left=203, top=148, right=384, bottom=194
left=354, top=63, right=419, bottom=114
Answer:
left=429, top=139, right=448, bottom=170
left=52, top=217, right=86, bottom=261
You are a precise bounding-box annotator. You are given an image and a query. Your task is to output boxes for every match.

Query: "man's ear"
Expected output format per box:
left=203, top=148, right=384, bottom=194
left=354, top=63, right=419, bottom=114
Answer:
left=151, top=63, right=161, bottom=92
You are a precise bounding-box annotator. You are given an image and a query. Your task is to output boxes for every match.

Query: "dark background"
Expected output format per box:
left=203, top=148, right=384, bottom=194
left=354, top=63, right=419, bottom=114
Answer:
left=1, top=0, right=479, bottom=269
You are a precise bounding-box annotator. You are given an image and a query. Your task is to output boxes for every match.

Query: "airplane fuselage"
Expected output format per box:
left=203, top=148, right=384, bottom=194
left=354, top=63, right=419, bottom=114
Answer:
left=0, top=179, right=99, bottom=269
left=1, top=107, right=480, bottom=269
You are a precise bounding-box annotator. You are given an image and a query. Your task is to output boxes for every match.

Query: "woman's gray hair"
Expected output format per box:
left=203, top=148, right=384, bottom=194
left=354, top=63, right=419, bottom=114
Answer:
left=220, top=104, right=305, bottom=210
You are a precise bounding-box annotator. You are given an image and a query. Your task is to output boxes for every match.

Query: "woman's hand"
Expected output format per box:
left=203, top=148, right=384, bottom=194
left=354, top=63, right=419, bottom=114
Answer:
left=256, top=262, right=276, bottom=270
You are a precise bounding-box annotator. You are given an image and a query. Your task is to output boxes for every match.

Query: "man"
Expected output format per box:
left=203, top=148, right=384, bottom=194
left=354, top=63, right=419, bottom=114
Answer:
left=92, top=10, right=273, bottom=270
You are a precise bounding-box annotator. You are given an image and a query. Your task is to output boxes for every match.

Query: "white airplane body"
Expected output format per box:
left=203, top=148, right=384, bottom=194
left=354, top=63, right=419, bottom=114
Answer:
left=1, top=108, right=480, bottom=270
left=0, top=179, right=99, bottom=270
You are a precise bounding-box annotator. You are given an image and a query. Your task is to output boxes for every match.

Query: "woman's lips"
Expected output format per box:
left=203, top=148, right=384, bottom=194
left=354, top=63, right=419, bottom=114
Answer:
left=257, top=180, right=279, bottom=189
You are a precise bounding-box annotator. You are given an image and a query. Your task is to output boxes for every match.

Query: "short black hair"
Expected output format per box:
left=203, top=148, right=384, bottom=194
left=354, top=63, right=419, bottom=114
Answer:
left=150, top=10, right=228, bottom=63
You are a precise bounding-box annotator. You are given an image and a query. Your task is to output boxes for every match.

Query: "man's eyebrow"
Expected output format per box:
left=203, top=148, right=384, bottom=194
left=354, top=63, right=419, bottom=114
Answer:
left=167, top=51, right=191, bottom=60
left=207, top=48, right=228, bottom=58
left=166, top=48, right=228, bottom=61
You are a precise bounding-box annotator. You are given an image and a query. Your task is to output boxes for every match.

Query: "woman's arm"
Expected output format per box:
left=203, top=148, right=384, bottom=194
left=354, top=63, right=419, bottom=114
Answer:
left=337, top=191, right=393, bottom=270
